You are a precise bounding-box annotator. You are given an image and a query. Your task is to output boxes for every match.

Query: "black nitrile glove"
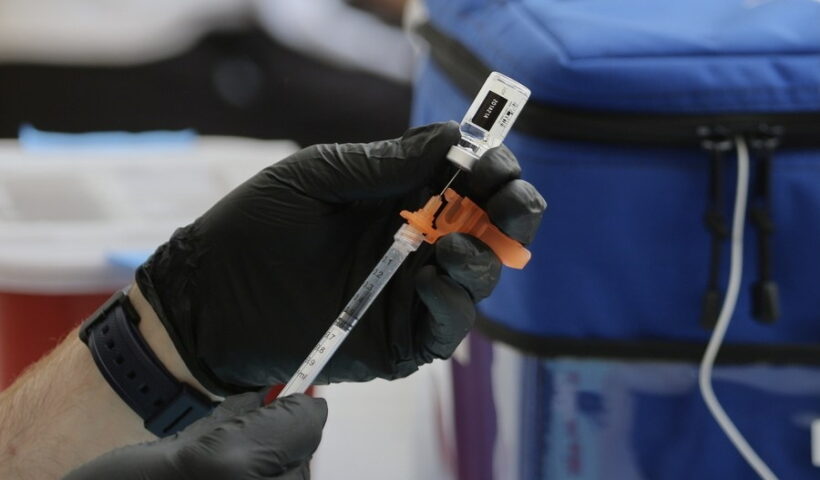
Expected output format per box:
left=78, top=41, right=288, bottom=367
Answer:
left=137, top=122, right=546, bottom=395
left=63, top=393, right=327, bottom=480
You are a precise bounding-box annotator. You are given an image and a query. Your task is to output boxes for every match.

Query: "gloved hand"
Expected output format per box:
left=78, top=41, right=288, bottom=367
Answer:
left=62, top=393, right=327, bottom=480
left=137, top=121, right=546, bottom=395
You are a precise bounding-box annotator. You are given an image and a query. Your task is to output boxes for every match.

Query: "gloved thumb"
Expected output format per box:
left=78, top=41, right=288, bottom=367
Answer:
left=173, top=394, right=328, bottom=479
left=268, top=121, right=461, bottom=203
left=240, top=394, right=329, bottom=469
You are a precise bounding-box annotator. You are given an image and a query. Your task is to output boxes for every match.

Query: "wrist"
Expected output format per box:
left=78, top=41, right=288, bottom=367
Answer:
left=79, top=287, right=219, bottom=437
left=0, top=328, right=155, bottom=479
left=128, top=285, right=221, bottom=401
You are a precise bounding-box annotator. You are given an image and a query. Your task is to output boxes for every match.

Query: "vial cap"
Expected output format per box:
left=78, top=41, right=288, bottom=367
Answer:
left=446, top=145, right=479, bottom=171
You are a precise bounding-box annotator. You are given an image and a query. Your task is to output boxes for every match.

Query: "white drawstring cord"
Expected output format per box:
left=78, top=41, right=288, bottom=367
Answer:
left=698, top=136, right=778, bottom=480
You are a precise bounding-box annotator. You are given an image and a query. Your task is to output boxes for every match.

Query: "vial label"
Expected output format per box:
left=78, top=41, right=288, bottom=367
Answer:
left=471, top=91, right=508, bottom=131
left=498, top=102, right=519, bottom=131
left=447, top=72, right=530, bottom=170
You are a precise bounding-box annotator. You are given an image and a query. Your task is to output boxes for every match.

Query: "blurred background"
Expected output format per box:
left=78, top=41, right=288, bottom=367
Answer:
left=0, top=0, right=414, bottom=144
left=0, top=1, right=432, bottom=479
left=3, top=1, right=820, bottom=480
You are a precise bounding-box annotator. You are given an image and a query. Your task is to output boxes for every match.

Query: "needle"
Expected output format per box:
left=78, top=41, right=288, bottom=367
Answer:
left=439, top=169, right=461, bottom=196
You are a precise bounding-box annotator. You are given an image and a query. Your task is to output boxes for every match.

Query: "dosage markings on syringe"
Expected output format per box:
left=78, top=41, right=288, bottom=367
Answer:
left=294, top=329, right=339, bottom=379
left=341, top=249, right=403, bottom=324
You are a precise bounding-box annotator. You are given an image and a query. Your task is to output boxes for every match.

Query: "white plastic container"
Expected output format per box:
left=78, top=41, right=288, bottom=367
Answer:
left=0, top=136, right=297, bottom=388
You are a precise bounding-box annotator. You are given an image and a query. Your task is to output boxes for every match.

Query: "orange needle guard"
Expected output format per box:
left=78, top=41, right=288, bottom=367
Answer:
left=400, top=188, right=531, bottom=269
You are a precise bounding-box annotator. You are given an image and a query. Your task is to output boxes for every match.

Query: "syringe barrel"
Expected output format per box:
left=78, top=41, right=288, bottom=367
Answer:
left=338, top=224, right=423, bottom=330
left=279, top=224, right=424, bottom=396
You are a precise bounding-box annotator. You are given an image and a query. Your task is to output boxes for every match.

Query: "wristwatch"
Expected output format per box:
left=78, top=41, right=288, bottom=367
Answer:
left=79, top=289, right=216, bottom=437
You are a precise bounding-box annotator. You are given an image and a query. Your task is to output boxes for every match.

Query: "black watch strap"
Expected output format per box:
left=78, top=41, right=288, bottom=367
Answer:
left=80, top=290, right=216, bottom=437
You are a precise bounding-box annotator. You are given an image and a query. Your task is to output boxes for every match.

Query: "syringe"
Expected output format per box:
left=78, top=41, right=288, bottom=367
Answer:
left=278, top=72, right=531, bottom=397
left=279, top=224, right=424, bottom=396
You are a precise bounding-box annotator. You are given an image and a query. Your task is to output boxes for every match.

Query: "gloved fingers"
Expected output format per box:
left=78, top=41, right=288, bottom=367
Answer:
left=175, top=392, right=263, bottom=440
left=270, top=121, right=461, bottom=204
left=240, top=394, right=328, bottom=472
left=486, top=179, right=547, bottom=245
left=174, top=395, right=326, bottom=478
left=61, top=445, right=166, bottom=480
left=467, top=145, right=522, bottom=199
left=435, top=233, right=501, bottom=302
left=218, top=391, right=265, bottom=414
left=414, top=266, right=476, bottom=363
left=269, top=462, right=311, bottom=480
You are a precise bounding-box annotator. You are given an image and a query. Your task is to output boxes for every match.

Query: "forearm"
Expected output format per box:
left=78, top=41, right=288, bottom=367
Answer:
left=0, top=323, right=151, bottom=479
left=0, top=285, right=217, bottom=479
left=128, top=285, right=217, bottom=400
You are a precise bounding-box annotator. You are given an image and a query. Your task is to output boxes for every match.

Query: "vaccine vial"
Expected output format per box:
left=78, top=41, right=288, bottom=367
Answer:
left=447, top=72, right=531, bottom=171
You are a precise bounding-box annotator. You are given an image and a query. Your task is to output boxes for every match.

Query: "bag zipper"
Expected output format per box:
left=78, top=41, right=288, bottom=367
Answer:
left=418, top=22, right=820, bottom=147
left=421, top=21, right=803, bottom=325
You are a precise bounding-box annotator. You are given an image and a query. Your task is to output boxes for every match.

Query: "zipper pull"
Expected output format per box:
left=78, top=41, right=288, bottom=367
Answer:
left=698, top=126, right=733, bottom=330
left=748, top=124, right=783, bottom=323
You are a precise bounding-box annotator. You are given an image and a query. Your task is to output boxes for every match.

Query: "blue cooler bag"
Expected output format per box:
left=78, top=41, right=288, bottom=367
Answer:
left=411, top=0, right=820, bottom=478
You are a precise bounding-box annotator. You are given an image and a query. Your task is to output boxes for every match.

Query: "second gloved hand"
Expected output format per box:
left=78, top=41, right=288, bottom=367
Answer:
left=137, top=122, right=546, bottom=395
left=63, top=393, right=327, bottom=480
